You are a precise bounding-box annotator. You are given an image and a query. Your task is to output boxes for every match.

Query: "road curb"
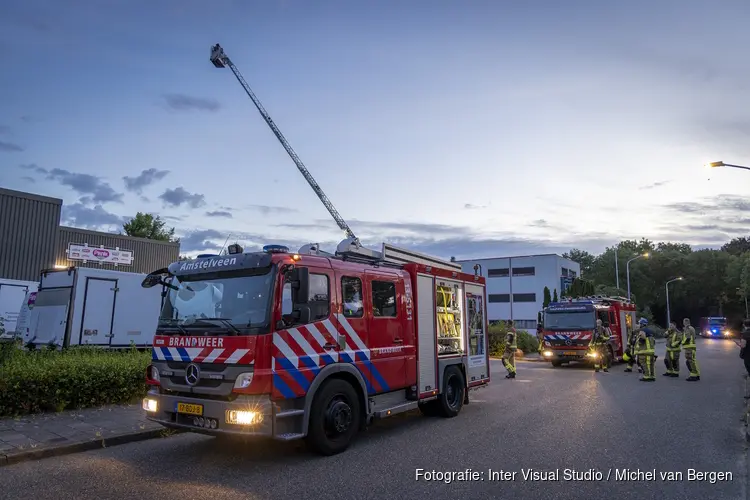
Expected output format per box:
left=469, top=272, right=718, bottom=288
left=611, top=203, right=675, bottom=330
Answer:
left=0, top=428, right=174, bottom=467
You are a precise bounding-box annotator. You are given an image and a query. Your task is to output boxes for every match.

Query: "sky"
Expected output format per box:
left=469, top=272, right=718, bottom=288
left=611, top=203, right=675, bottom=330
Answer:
left=1, top=0, right=748, bottom=260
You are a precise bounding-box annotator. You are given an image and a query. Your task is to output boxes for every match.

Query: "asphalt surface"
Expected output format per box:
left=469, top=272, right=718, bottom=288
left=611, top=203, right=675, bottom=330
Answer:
left=0, top=338, right=746, bottom=500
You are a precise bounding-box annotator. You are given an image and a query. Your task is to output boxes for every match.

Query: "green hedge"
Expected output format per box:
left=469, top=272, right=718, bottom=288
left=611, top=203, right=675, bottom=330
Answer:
left=488, top=322, right=539, bottom=356
left=0, top=342, right=151, bottom=417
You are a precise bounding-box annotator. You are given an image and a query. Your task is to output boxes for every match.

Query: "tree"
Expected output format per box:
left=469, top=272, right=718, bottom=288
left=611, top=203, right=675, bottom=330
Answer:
left=178, top=255, right=192, bottom=261
left=722, top=237, right=750, bottom=257
left=543, top=286, right=552, bottom=308
left=552, top=289, right=558, bottom=302
left=562, top=248, right=595, bottom=276
left=563, top=277, right=595, bottom=298
left=122, top=212, right=178, bottom=242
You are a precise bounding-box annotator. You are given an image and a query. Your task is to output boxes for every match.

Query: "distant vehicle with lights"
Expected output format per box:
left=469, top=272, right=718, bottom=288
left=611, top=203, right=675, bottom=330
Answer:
left=699, top=317, right=731, bottom=338
left=140, top=239, right=491, bottom=455
left=539, top=296, right=636, bottom=367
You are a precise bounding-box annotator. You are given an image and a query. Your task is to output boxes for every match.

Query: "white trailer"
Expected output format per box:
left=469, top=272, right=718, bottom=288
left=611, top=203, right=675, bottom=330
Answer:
left=23, top=266, right=164, bottom=348
left=0, top=278, right=39, bottom=340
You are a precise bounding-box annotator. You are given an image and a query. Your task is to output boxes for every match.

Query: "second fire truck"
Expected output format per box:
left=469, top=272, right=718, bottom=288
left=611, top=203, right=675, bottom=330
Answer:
left=142, top=239, right=491, bottom=455
left=539, top=296, right=637, bottom=367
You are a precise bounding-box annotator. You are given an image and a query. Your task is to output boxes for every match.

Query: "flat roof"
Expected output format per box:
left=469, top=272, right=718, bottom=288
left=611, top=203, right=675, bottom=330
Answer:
left=59, top=225, right=180, bottom=247
left=0, top=187, right=63, bottom=205
left=456, top=253, right=579, bottom=263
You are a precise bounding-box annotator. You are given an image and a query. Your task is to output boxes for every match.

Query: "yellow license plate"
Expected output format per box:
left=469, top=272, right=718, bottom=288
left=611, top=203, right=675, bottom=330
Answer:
left=563, top=351, right=578, bottom=356
left=176, top=402, right=203, bottom=416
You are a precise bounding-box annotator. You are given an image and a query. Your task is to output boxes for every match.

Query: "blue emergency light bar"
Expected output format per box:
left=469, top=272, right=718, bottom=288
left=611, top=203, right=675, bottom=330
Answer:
left=263, top=244, right=289, bottom=253
left=196, top=253, right=220, bottom=258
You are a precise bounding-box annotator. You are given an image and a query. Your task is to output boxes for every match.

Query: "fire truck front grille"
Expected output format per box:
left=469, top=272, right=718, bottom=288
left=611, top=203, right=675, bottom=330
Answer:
left=168, top=377, right=223, bottom=388
left=154, top=361, right=253, bottom=397
left=165, top=361, right=225, bottom=372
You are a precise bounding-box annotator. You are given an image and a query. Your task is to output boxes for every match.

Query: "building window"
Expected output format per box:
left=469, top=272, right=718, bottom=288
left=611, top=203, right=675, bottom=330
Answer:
left=562, top=267, right=569, bottom=277
left=487, top=268, right=509, bottom=277
left=342, top=276, right=363, bottom=318
left=308, top=274, right=330, bottom=320
left=570, top=270, right=577, bottom=278
left=512, top=267, right=535, bottom=276
left=513, top=293, right=536, bottom=302
left=514, top=319, right=538, bottom=329
left=488, top=294, right=510, bottom=303
left=371, top=280, right=397, bottom=317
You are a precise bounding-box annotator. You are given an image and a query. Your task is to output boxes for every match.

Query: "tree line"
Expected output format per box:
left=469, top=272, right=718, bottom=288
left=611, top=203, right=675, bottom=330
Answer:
left=554, top=237, right=750, bottom=329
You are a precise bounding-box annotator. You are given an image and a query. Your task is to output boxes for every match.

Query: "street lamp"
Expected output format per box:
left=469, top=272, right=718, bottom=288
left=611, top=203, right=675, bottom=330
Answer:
left=626, top=252, right=649, bottom=300
left=665, top=277, right=683, bottom=327
left=706, top=161, right=750, bottom=171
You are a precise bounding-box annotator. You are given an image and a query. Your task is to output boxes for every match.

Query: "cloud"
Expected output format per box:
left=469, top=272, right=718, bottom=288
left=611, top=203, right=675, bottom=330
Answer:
left=245, top=204, right=297, bottom=215
left=20, top=164, right=123, bottom=203
left=529, top=219, right=549, bottom=228
left=464, top=203, right=487, bottom=210
left=161, top=94, right=220, bottom=112
left=0, top=125, right=10, bottom=134
left=206, top=210, right=232, bottom=218
left=123, top=168, right=170, bottom=194
left=61, top=203, right=127, bottom=230
left=158, top=187, right=205, bottom=208
left=0, top=140, right=23, bottom=152
left=21, top=176, right=35, bottom=183
left=639, top=180, right=672, bottom=190
left=663, top=195, right=750, bottom=215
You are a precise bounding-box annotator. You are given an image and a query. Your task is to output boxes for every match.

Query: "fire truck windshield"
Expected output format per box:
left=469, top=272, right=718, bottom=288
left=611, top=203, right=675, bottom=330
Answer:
left=159, top=271, right=274, bottom=333
left=543, top=311, right=596, bottom=331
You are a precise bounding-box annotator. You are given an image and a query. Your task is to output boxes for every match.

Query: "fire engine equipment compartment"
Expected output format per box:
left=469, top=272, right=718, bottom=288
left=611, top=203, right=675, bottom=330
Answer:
left=23, top=266, right=165, bottom=348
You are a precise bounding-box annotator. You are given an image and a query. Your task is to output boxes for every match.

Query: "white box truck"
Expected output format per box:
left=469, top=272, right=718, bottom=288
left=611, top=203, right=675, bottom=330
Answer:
left=0, top=278, right=39, bottom=340
left=23, top=266, right=165, bottom=348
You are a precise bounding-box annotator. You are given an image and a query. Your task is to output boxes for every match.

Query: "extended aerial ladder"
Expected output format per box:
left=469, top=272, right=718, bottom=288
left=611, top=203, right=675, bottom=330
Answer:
left=209, top=43, right=360, bottom=247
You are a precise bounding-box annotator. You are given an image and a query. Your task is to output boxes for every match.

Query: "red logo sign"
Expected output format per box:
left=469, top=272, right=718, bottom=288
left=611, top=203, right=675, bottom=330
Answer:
left=92, top=249, right=110, bottom=259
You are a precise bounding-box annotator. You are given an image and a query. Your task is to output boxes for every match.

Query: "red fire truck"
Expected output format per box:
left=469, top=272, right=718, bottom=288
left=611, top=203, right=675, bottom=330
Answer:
left=141, top=238, right=491, bottom=455
left=539, top=296, right=637, bottom=367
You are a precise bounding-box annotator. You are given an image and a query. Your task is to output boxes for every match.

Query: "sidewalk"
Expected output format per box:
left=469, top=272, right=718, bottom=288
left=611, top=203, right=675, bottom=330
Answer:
left=0, top=403, right=168, bottom=466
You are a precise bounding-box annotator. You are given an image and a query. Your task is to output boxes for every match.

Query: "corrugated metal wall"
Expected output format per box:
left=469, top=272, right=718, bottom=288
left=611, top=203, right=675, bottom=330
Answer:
left=55, top=226, right=180, bottom=274
left=0, top=188, right=62, bottom=281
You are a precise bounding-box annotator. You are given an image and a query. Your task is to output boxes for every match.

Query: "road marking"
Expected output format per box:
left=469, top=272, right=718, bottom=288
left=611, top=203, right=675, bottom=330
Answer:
left=514, top=380, right=532, bottom=382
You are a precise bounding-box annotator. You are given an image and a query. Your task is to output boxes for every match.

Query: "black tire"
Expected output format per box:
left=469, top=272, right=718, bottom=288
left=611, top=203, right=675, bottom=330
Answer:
left=306, top=379, right=361, bottom=456
left=551, top=360, right=562, bottom=367
left=436, top=366, right=465, bottom=418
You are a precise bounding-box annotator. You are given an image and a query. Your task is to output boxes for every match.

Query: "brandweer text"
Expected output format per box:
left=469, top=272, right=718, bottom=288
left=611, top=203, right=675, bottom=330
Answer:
left=168, top=337, right=225, bottom=348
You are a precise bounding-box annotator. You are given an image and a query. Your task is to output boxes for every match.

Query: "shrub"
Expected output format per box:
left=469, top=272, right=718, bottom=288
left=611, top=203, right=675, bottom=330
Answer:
left=487, top=321, right=539, bottom=356
left=0, top=346, right=151, bottom=417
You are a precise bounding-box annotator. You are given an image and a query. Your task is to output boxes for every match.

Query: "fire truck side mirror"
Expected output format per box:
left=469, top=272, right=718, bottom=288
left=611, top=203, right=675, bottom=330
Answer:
left=290, top=267, right=310, bottom=305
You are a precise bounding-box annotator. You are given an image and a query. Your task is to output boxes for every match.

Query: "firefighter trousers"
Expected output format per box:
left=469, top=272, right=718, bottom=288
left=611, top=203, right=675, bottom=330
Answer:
left=625, top=347, right=638, bottom=372
left=663, top=350, right=680, bottom=376
left=502, top=347, right=516, bottom=377
left=637, top=353, right=655, bottom=380
left=593, top=344, right=610, bottom=371
left=684, top=347, right=700, bottom=379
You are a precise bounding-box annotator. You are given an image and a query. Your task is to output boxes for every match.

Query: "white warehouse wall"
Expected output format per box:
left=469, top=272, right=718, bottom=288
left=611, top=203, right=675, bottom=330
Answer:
left=457, top=254, right=581, bottom=330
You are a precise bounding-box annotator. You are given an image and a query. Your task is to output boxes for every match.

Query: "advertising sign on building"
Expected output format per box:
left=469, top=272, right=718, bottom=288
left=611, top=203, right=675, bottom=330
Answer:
left=66, top=243, right=134, bottom=266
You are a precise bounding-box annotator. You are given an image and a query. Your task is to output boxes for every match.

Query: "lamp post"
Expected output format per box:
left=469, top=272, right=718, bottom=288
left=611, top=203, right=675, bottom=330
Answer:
left=614, top=247, right=620, bottom=289
left=665, top=277, right=683, bottom=327
left=626, top=252, right=649, bottom=300
left=706, top=161, right=750, bottom=172
left=739, top=287, right=749, bottom=318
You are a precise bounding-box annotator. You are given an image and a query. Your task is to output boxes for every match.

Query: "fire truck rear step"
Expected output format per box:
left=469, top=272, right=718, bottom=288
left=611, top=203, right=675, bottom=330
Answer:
left=276, top=409, right=304, bottom=418
left=276, top=432, right=305, bottom=441
left=372, top=401, right=419, bottom=419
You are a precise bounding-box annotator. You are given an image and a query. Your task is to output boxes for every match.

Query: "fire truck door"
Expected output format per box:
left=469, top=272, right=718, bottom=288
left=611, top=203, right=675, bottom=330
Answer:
left=365, top=272, right=407, bottom=393
left=465, top=284, right=489, bottom=384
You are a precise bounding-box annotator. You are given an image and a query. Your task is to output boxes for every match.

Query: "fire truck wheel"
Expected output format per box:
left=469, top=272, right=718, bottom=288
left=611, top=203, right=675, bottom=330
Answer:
left=551, top=360, right=562, bottom=367
left=306, top=378, right=361, bottom=456
left=436, top=366, right=465, bottom=418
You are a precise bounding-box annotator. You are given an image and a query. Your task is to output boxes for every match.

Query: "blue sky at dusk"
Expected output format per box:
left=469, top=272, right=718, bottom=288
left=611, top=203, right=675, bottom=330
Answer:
left=1, top=0, right=748, bottom=259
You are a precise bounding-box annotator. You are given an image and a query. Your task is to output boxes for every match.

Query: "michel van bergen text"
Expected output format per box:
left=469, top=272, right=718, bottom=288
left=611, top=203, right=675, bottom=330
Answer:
left=415, top=468, right=733, bottom=483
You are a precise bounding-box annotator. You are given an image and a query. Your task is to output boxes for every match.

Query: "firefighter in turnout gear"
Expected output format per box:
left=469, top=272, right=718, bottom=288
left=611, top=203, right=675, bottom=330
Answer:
left=536, top=323, right=545, bottom=355
left=591, top=319, right=611, bottom=372
left=663, top=321, right=681, bottom=377
left=682, top=318, right=700, bottom=381
left=624, top=318, right=647, bottom=372
left=635, top=322, right=656, bottom=381
left=503, top=321, right=517, bottom=379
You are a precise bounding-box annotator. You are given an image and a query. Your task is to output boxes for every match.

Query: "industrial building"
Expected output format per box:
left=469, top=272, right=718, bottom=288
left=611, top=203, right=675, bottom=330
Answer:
left=457, top=254, right=581, bottom=330
left=0, top=187, right=180, bottom=282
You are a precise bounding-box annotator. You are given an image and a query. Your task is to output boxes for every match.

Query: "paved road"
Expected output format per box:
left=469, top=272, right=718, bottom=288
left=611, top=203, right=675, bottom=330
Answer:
left=1, top=338, right=746, bottom=500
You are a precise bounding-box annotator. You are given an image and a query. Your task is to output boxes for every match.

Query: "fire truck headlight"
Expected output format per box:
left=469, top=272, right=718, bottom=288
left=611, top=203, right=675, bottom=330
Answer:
left=233, top=372, right=254, bottom=389
left=542, top=350, right=553, bottom=357
left=226, top=410, right=261, bottom=425
left=142, top=398, right=158, bottom=412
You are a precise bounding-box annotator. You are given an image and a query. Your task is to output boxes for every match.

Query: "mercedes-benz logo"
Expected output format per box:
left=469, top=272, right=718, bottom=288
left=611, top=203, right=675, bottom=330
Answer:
left=565, top=339, right=572, bottom=346
left=185, top=363, right=200, bottom=386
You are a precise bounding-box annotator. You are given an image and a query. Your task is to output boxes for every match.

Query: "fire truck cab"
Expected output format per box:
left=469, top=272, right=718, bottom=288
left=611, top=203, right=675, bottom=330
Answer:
left=141, top=238, right=490, bottom=455
left=539, top=296, right=637, bottom=367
